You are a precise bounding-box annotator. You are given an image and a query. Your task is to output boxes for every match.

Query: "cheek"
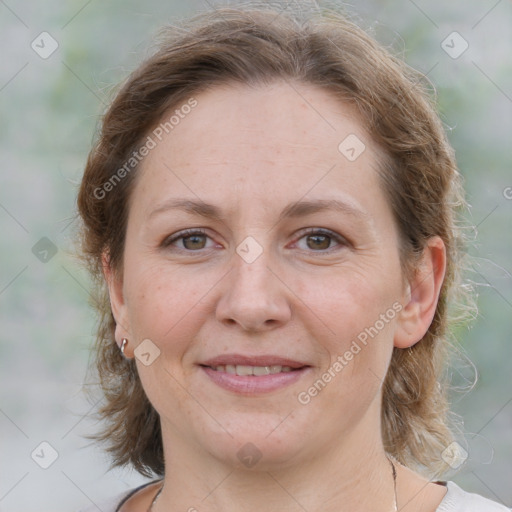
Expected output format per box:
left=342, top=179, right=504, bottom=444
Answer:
left=124, top=259, right=213, bottom=351
left=293, top=267, right=399, bottom=390
left=294, top=263, right=400, bottom=337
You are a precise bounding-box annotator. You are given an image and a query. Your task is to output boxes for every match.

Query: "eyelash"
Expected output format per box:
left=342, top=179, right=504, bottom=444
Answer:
left=162, top=228, right=349, bottom=254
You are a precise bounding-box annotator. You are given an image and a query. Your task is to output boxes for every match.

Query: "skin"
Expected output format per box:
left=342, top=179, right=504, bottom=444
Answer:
left=105, top=81, right=448, bottom=511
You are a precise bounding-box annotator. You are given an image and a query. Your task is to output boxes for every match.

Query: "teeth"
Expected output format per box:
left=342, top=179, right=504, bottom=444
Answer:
left=253, top=366, right=271, bottom=376
left=236, top=365, right=253, bottom=376
left=213, top=365, right=295, bottom=375
left=225, top=364, right=237, bottom=374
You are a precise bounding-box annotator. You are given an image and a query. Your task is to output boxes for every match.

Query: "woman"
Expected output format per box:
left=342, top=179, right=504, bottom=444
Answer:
left=76, top=3, right=510, bottom=511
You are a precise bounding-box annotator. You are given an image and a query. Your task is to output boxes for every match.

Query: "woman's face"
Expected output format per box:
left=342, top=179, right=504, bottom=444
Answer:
left=111, top=81, right=412, bottom=469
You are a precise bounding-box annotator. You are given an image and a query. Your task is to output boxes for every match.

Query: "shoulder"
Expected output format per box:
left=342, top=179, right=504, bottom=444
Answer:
left=437, top=481, right=511, bottom=511
left=74, top=480, right=158, bottom=512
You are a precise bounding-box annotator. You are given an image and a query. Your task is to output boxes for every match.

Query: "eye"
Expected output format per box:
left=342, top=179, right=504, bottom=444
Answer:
left=162, top=229, right=216, bottom=251
left=294, top=228, right=349, bottom=252
left=162, top=227, right=349, bottom=253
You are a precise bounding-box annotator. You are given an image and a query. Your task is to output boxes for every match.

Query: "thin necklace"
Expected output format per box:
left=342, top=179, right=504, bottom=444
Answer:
left=148, top=482, right=163, bottom=512
left=149, top=458, right=398, bottom=511
left=390, top=458, right=398, bottom=511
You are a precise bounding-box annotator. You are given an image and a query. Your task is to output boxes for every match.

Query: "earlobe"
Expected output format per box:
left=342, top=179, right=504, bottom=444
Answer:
left=394, top=236, right=446, bottom=349
left=102, top=251, right=133, bottom=356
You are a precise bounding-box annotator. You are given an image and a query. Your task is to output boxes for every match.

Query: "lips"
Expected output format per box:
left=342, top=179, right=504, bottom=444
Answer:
left=199, top=354, right=311, bottom=394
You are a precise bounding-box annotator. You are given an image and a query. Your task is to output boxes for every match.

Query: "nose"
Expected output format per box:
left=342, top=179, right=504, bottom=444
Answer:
left=215, top=245, right=292, bottom=332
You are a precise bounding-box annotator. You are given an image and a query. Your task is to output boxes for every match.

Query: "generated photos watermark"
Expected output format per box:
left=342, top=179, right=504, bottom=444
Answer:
left=93, top=97, right=198, bottom=200
left=297, top=301, right=403, bottom=405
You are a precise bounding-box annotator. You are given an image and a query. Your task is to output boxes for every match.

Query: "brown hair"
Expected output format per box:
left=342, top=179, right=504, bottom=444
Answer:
left=77, top=2, right=470, bottom=478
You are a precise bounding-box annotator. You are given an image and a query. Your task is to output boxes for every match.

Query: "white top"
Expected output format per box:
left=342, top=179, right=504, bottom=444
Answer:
left=76, top=480, right=511, bottom=511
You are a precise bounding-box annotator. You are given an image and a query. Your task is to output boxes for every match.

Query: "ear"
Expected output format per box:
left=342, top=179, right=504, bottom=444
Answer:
left=102, top=251, right=134, bottom=358
left=394, top=236, right=446, bottom=349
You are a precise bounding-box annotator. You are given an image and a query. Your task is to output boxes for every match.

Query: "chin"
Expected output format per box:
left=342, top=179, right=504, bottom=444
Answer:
left=198, top=414, right=310, bottom=471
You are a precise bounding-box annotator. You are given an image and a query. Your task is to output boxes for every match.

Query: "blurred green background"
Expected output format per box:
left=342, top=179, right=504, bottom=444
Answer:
left=0, top=1, right=511, bottom=510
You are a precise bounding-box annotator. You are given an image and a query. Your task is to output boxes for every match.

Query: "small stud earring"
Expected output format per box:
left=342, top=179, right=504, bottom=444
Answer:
left=121, top=338, right=128, bottom=355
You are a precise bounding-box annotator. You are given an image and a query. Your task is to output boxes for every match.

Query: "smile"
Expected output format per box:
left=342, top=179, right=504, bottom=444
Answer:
left=208, top=364, right=295, bottom=376
left=200, top=364, right=310, bottom=394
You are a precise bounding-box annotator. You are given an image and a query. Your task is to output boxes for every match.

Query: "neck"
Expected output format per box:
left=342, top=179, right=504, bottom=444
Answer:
left=153, top=421, right=397, bottom=512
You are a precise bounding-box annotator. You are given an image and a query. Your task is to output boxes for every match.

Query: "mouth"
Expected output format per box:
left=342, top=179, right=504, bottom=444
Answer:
left=203, top=364, right=298, bottom=376
left=199, top=355, right=311, bottom=394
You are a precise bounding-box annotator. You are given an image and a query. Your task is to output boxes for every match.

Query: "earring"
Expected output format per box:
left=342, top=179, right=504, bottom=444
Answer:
left=121, top=338, right=128, bottom=355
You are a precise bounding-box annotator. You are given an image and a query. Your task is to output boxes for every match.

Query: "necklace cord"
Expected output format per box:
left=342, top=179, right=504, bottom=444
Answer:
left=148, top=482, right=163, bottom=512
left=390, top=457, right=398, bottom=512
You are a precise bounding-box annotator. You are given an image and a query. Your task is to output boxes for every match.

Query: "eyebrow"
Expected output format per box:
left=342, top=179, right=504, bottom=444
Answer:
left=148, top=198, right=369, bottom=223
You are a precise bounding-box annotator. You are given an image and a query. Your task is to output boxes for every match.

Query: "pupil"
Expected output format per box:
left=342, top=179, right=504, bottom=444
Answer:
left=184, top=235, right=205, bottom=249
left=308, top=235, right=329, bottom=250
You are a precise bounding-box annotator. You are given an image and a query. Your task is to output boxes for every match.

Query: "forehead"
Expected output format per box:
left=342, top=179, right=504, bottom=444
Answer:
left=161, top=81, right=371, bottom=166
left=133, top=80, right=388, bottom=223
